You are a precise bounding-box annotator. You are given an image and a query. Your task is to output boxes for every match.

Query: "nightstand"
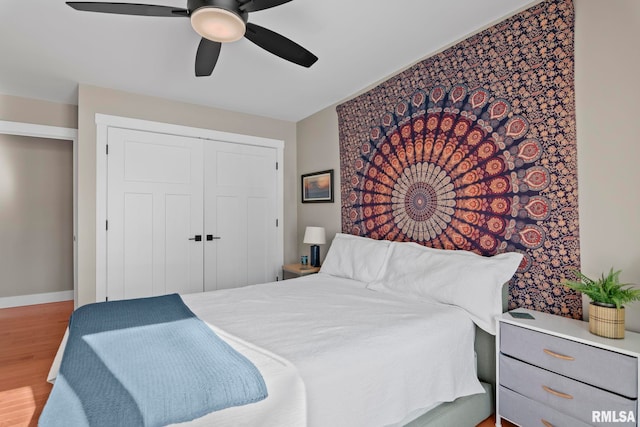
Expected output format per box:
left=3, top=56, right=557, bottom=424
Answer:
left=496, top=308, right=640, bottom=427
left=282, top=263, right=320, bottom=280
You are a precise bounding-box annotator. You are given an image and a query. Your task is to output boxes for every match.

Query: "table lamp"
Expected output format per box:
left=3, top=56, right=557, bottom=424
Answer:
left=303, top=226, right=326, bottom=267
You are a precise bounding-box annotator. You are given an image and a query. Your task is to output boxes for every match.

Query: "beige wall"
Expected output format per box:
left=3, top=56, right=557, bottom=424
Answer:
left=296, top=107, right=341, bottom=262
left=0, top=134, right=73, bottom=298
left=0, top=94, right=78, bottom=129
left=574, top=0, right=640, bottom=329
left=296, top=0, right=640, bottom=330
left=77, top=85, right=298, bottom=306
left=0, top=96, right=77, bottom=301
left=3, top=0, right=638, bottom=324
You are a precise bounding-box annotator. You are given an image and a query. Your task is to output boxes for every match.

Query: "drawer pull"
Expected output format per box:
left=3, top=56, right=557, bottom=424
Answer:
left=543, top=348, right=575, bottom=361
left=542, top=385, right=573, bottom=400
left=541, top=420, right=554, bottom=427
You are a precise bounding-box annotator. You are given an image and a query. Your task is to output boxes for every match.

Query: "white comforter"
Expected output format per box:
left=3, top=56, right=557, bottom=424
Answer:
left=48, top=273, right=483, bottom=427
left=182, top=273, right=484, bottom=427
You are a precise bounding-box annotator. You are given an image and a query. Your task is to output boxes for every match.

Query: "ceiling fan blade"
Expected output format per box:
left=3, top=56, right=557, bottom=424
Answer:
left=66, top=2, right=189, bottom=17
left=244, top=23, right=317, bottom=68
left=195, top=38, right=222, bottom=77
left=239, top=0, right=292, bottom=13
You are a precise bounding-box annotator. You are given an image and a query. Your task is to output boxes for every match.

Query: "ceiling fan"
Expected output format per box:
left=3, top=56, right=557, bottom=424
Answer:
left=66, top=0, right=318, bottom=76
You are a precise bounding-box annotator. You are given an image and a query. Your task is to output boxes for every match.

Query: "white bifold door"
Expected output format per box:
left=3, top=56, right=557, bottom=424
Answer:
left=204, top=143, right=277, bottom=291
left=106, top=128, right=278, bottom=301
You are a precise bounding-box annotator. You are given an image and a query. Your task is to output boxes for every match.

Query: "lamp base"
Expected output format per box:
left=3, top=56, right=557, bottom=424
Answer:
left=310, top=245, right=321, bottom=267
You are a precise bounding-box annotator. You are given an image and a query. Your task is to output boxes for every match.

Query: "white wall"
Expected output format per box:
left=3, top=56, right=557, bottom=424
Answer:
left=296, top=0, right=640, bottom=330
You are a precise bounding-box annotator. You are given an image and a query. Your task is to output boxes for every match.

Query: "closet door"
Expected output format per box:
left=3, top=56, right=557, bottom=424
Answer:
left=107, top=128, right=204, bottom=300
left=204, top=141, right=278, bottom=291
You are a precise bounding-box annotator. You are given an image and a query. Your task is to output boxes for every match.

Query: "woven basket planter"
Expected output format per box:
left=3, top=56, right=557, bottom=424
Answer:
left=589, top=302, right=625, bottom=339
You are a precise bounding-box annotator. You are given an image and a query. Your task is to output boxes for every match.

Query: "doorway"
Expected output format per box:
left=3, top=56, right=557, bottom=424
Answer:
left=0, top=121, right=78, bottom=308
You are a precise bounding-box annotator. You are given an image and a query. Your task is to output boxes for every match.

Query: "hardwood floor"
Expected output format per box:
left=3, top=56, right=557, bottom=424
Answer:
left=0, top=300, right=515, bottom=427
left=0, top=301, right=73, bottom=427
left=478, top=415, right=517, bottom=427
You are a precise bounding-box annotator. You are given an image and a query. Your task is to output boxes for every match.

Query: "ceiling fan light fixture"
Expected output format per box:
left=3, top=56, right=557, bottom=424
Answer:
left=190, top=7, right=246, bottom=43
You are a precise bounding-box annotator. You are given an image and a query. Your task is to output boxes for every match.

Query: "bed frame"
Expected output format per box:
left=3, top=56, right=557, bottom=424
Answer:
left=401, top=329, right=495, bottom=427
left=405, top=381, right=493, bottom=427
left=402, top=287, right=507, bottom=426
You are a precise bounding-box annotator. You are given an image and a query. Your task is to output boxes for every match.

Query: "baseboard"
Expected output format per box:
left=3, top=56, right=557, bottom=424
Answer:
left=0, top=290, right=74, bottom=309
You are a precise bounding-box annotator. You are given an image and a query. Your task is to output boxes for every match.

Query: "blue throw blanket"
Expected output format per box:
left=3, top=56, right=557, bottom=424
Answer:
left=39, top=294, right=267, bottom=427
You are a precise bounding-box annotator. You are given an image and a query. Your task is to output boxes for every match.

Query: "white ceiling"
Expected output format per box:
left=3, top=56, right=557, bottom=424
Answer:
left=0, top=0, right=539, bottom=122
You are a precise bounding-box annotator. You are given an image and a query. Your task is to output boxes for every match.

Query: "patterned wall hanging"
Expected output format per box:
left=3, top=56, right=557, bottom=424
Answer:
left=337, top=0, right=581, bottom=318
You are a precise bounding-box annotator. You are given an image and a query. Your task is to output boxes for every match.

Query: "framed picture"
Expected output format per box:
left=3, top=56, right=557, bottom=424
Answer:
left=301, top=169, right=334, bottom=203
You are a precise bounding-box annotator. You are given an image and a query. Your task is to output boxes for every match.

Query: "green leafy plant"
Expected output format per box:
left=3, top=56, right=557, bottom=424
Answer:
left=563, top=268, right=640, bottom=310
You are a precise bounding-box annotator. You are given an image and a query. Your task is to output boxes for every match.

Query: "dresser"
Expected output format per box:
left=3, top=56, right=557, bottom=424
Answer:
left=497, top=308, right=640, bottom=427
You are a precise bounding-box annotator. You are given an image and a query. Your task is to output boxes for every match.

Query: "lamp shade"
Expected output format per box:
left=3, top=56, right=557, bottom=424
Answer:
left=303, top=226, right=326, bottom=245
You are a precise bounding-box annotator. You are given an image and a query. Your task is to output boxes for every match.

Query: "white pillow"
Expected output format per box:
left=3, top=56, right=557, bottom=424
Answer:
left=319, top=233, right=391, bottom=283
left=367, top=242, right=523, bottom=334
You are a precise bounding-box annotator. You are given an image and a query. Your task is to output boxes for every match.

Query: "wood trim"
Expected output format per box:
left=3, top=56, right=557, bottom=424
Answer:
left=95, top=114, right=284, bottom=149
left=0, top=291, right=73, bottom=309
left=0, top=120, right=77, bottom=140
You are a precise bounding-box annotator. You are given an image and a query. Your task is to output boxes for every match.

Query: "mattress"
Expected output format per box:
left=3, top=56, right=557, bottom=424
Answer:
left=47, top=273, right=484, bottom=426
left=182, top=273, right=484, bottom=427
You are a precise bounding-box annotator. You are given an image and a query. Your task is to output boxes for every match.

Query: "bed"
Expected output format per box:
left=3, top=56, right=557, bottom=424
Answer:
left=41, top=233, right=522, bottom=427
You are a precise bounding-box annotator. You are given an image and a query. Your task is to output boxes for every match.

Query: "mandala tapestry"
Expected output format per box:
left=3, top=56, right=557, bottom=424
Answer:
left=337, top=0, right=581, bottom=318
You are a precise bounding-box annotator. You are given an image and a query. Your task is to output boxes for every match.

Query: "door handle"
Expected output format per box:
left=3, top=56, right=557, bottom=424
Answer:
left=206, top=235, right=221, bottom=241
left=189, top=235, right=202, bottom=241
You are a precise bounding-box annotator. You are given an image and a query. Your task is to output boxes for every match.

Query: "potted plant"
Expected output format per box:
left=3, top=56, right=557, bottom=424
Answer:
left=563, top=268, right=640, bottom=339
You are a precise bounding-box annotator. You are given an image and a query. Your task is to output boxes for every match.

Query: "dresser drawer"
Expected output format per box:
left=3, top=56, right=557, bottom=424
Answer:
left=501, top=322, right=638, bottom=398
left=500, top=354, right=637, bottom=425
left=500, top=386, right=592, bottom=427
